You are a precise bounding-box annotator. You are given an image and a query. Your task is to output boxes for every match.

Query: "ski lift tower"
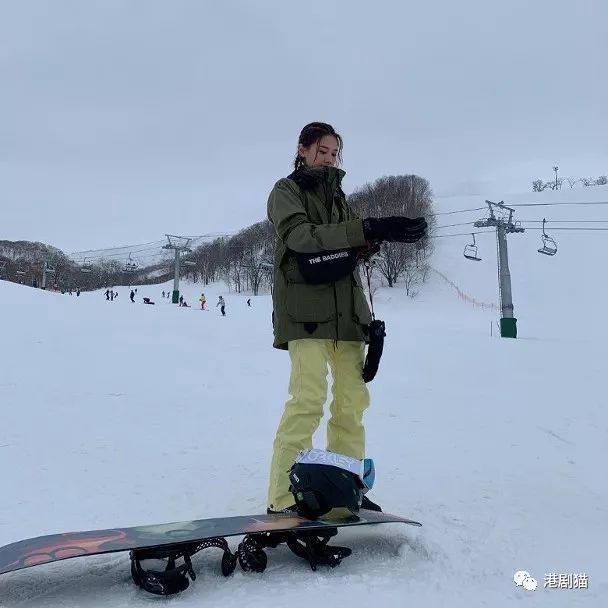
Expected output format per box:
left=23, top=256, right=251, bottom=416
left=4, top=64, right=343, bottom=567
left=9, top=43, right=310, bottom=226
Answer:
left=162, top=235, right=192, bottom=304
left=41, top=261, right=56, bottom=290
left=474, top=200, right=525, bottom=338
left=259, top=261, right=274, bottom=295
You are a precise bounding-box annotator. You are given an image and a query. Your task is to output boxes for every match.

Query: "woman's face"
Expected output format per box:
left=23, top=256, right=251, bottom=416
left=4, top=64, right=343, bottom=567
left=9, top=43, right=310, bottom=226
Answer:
left=298, top=135, right=339, bottom=168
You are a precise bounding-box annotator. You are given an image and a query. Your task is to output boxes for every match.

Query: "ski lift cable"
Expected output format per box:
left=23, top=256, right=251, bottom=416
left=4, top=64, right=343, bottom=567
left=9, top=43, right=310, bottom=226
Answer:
left=71, top=248, right=162, bottom=262
left=70, top=244, right=168, bottom=262
left=519, top=227, right=608, bottom=231
left=64, top=206, right=608, bottom=266
left=509, top=201, right=608, bottom=208
left=430, top=206, right=487, bottom=217
left=68, top=239, right=166, bottom=256
left=63, top=204, right=608, bottom=252
left=434, top=221, right=477, bottom=229
left=69, top=234, right=235, bottom=263
left=520, top=219, right=608, bottom=224
left=429, top=230, right=495, bottom=239
left=177, top=232, right=236, bottom=239
left=433, top=227, right=608, bottom=237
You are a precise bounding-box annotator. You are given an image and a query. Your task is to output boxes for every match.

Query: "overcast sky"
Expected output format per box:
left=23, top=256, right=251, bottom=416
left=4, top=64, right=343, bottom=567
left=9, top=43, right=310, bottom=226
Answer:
left=1, top=0, right=606, bottom=253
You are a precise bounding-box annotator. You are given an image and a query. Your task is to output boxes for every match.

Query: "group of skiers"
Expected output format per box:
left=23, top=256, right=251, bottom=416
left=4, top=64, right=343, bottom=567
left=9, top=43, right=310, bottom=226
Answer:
left=154, top=291, right=240, bottom=316
left=197, top=293, right=227, bottom=315
left=60, top=287, right=81, bottom=296
left=104, top=286, right=248, bottom=317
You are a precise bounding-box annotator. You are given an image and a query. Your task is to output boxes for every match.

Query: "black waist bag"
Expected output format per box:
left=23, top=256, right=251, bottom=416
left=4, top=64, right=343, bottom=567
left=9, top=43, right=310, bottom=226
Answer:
left=292, top=248, right=359, bottom=284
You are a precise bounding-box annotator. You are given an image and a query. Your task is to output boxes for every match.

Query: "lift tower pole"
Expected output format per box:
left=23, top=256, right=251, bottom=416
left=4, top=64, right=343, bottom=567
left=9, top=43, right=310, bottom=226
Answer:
left=162, top=235, right=192, bottom=304
left=474, top=201, right=525, bottom=338
left=41, top=261, right=56, bottom=290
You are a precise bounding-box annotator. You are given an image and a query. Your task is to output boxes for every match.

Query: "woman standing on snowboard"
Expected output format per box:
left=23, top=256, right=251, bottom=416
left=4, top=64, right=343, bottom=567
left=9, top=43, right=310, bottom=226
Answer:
left=266, top=122, right=427, bottom=513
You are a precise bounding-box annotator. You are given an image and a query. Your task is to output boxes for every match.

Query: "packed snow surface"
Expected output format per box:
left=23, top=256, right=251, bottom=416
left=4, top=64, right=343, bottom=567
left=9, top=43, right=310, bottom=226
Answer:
left=2, top=189, right=607, bottom=606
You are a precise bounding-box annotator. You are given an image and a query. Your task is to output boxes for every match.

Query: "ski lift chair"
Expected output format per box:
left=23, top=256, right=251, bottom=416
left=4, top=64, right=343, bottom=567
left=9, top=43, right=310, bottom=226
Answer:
left=124, top=254, right=138, bottom=272
left=463, top=234, right=482, bottom=261
left=538, top=218, right=557, bottom=256
left=81, top=258, right=93, bottom=273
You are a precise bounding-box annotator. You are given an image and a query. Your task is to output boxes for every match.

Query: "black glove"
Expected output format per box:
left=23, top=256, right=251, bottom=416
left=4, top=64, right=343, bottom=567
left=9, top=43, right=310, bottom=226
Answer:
left=362, top=216, right=428, bottom=244
left=362, top=320, right=386, bottom=383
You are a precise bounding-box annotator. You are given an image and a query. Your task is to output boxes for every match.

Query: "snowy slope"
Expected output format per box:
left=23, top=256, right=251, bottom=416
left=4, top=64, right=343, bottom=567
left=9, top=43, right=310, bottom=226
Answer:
left=1, top=192, right=607, bottom=606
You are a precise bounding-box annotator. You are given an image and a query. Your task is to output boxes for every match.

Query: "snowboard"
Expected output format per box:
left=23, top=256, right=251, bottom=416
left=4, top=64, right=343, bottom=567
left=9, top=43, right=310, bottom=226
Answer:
left=0, top=509, right=421, bottom=595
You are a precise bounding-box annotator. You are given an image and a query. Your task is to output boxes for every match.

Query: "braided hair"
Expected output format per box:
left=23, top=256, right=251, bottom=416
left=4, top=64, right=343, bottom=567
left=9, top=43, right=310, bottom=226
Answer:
left=293, top=122, right=343, bottom=172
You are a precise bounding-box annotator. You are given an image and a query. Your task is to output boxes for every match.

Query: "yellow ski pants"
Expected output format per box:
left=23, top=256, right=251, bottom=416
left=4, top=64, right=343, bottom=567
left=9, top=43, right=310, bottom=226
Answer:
left=267, top=338, right=370, bottom=511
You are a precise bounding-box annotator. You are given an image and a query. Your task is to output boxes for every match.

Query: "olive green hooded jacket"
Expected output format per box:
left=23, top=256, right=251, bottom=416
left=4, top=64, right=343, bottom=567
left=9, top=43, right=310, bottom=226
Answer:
left=267, top=166, right=372, bottom=350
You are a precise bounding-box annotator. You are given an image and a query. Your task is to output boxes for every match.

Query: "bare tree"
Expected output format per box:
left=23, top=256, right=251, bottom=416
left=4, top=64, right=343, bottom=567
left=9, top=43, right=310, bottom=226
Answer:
left=532, top=179, right=548, bottom=192
left=371, top=242, right=407, bottom=287
left=186, top=220, right=276, bottom=294
left=348, top=174, right=435, bottom=288
left=402, top=263, right=428, bottom=298
left=566, top=176, right=579, bottom=189
left=596, top=175, right=608, bottom=186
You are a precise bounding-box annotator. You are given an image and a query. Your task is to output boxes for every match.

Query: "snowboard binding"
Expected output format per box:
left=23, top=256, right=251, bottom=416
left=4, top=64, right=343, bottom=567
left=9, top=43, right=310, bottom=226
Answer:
left=237, top=528, right=352, bottom=572
left=129, top=528, right=352, bottom=595
left=130, top=537, right=236, bottom=595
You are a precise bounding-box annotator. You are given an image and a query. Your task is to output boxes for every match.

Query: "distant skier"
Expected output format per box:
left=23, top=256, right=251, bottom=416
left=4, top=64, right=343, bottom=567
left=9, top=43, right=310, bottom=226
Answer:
left=130, top=289, right=135, bottom=303
left=105, top=289, right=110, bottom=301
left=199, top=293, right=206, bottom=310
left=247, top=298, right=251, bottom=307
left=76, top=288, right=81, bottom=297
left=110, top=291, right=114, bottom=301
left=162, top=291, right=165, bottom=298
left=179, top=295, right=184, bottom=306
left=217, top=295, right=226, bottom=316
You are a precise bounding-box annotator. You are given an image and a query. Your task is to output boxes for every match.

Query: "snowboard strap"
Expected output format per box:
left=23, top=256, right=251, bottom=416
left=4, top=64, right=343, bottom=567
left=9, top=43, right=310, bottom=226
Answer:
left=286, top=528, right=352, bottom=571
left=130, top=537, right=236, bottom=595
left=237, top=529, right=352, bottom=573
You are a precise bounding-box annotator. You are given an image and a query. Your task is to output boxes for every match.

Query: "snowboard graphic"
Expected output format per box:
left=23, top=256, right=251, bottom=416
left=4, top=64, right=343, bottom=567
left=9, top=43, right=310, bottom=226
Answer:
left=0, top=509, right=421, bottom=595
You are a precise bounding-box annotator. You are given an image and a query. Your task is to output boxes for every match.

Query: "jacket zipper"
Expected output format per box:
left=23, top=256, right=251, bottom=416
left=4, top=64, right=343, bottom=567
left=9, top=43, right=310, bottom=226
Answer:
left=325, top=169, right=340, bottom=347
left=333, top=283, right=339, bottom=348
